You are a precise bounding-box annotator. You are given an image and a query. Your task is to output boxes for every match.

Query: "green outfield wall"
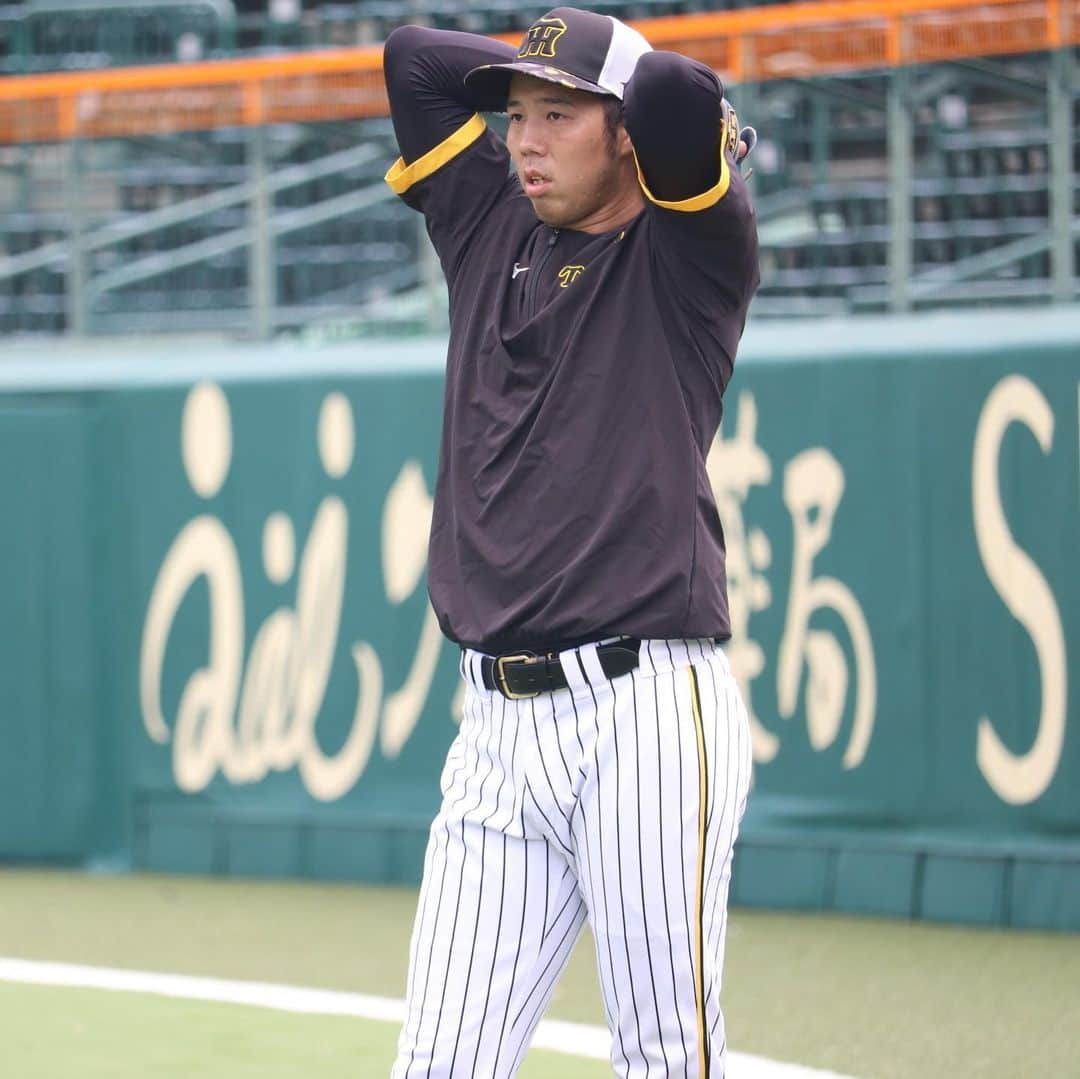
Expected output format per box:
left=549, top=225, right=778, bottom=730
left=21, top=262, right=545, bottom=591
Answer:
left=1, top=310, right=1078, bottom=930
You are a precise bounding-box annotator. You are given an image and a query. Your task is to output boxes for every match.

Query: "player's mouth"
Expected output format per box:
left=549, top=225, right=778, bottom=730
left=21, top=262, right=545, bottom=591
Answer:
left=523, top=169, right=552, bottom=197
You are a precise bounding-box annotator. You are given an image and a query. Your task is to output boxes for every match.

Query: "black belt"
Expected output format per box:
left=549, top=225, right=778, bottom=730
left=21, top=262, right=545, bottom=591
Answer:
left=479, top=639, right=641, bottom=700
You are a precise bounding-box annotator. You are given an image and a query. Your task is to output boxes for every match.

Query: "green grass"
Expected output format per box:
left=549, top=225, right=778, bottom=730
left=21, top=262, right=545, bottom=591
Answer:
left=1, top=869, right=1079, bottom=1078
left=1, top=984, right=611, bottom=1079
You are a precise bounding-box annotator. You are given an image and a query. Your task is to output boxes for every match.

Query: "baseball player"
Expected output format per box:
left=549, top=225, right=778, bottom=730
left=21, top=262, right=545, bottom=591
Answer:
left=383, top=7, right=759, bottom=1076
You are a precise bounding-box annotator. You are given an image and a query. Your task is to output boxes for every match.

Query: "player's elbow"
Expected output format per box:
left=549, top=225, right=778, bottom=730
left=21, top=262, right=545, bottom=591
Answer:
left=383, top=25, right=429, bottom=84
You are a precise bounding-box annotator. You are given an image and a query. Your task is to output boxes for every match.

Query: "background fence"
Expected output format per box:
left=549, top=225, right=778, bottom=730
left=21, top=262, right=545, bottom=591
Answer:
left=0, top=0, right=1077, bottom=333
left=1, top=0, right=1078, bottom=931
left=1, top=312, right=1077, bottom=929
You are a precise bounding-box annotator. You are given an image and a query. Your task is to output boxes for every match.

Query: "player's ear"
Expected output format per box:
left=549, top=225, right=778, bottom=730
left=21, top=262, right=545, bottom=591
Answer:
left=615, top=124, right=635, bottom=159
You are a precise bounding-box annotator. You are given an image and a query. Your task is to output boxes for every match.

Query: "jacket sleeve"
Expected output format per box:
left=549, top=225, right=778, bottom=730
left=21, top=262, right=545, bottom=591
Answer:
left=383, top=25, right=516, bottom=165
left=622, top=50, right=760, bottom=371
left=623, top=50, right=748, bottom=218
left=383, top=26, right=519, bottom=278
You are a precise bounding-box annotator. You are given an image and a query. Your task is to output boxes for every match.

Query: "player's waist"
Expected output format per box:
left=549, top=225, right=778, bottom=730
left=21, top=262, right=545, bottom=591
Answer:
left=461, top=636, right=725, bottom=701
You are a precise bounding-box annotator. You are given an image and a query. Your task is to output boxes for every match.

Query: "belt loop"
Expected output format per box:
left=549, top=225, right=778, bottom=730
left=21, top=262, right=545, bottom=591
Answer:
left=558, top=647, right=590, bottom=696
left=636, top=639, right=657, bottom=679
left=466, top=650, right=484, bottom=693
left=669, top=639, right=691, bottom=672
left=579, top=642, right=607, bottom=687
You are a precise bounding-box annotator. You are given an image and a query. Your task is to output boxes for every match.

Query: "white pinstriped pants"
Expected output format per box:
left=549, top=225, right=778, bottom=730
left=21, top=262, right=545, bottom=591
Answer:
left=391, top=638, right=753, bottom=1079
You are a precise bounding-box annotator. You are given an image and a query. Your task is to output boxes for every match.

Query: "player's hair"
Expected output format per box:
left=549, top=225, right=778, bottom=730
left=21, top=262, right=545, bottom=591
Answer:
left=601, top=97, right=624, bottom=153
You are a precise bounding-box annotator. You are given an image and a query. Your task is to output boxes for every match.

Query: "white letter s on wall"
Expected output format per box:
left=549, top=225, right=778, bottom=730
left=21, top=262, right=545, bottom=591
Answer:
left=972, top=375, right=1067, bottom=805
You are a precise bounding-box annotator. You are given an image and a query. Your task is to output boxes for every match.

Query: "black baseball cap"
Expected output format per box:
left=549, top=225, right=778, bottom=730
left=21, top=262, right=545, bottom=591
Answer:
left=464, top=6, right=653, bottom=105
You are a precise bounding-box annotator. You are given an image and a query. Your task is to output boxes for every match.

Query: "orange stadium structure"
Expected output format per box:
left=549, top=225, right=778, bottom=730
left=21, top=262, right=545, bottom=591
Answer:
left=0, top=0, right=1077, bottom=143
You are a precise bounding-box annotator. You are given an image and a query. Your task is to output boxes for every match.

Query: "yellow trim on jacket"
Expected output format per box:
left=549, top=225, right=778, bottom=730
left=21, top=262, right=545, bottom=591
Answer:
left=634, top=107, right=735, bottom=213
left=385, top=112, right=487, bottom=195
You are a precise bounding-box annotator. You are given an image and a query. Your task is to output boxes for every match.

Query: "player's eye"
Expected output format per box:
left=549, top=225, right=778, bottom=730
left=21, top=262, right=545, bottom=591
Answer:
left=547, top=111, right=564, bottom=121
left=508, top=112, right=523, bottom=123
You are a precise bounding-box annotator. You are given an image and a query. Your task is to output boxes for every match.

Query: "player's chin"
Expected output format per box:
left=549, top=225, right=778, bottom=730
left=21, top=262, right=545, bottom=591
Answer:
left=528, top=197, right=573, bottom=229
left=528, top=201, right=562, bottom=227
left=523, top=186, right=554, bottom=212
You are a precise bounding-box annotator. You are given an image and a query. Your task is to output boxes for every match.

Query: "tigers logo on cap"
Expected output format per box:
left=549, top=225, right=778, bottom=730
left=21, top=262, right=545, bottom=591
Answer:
left=465, top=6, right=653, bottom=105
left=519, top=16, right=567, bottom=59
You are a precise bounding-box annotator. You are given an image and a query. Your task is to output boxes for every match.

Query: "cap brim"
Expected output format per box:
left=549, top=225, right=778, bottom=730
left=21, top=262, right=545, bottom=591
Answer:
left=464, top=62, right=612, bottom=110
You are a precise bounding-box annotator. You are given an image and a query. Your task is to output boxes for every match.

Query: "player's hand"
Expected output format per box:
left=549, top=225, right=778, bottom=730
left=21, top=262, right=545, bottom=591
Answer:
left=722, top=98, right=756, bottom=173
left=737, top=125, right=757, bottom=163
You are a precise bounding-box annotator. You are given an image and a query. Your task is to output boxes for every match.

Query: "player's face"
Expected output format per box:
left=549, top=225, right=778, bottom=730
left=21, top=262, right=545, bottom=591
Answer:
left=506, top=74, right=643, bottom=234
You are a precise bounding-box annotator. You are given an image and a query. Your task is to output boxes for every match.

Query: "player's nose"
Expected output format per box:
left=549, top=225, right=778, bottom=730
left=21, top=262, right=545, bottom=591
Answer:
left=514, top=117, right=547, bottom=156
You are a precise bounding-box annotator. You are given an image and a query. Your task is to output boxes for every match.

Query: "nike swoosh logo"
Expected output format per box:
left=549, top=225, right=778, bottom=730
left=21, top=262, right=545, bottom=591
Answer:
left=512, top=263, right=530, bottom=279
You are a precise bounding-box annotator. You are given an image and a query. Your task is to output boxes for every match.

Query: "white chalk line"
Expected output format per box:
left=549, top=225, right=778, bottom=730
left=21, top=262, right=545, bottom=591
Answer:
left=0, top=957, right=859, bottom=1079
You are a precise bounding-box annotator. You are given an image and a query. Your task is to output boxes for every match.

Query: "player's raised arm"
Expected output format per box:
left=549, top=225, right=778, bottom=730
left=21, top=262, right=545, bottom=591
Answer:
left=623, top=50, right=753, bottom=224
left=383, top=26, right=519, bottom=272
left=623, top=48, right=759, bottom=365
left=383, top=26, right=515, bottom=166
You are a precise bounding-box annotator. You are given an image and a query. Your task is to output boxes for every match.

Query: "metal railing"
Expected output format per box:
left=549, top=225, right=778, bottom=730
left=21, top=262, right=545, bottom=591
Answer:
left=0, top=0, right=237, bottom=74
left=0, top=0, right=1076, bottom=334
left=2, top=0, right=1077, bottom=143
left=0, top=126, right=423, bottom=336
